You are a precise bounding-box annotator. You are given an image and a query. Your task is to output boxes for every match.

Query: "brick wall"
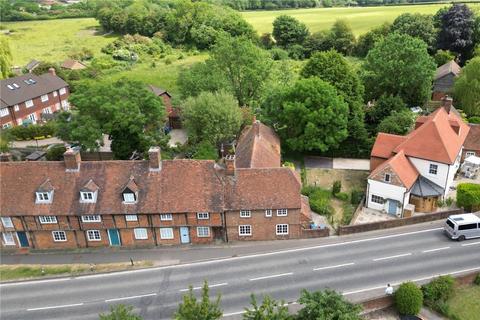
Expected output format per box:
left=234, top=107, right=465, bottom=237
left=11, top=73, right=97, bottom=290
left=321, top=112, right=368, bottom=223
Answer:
left=300, top=227, right=329, bottom=238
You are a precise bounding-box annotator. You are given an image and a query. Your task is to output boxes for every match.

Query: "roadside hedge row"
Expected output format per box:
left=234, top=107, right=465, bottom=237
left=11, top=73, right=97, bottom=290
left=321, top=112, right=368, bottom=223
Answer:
left=456, top=183, right=480, bottom=212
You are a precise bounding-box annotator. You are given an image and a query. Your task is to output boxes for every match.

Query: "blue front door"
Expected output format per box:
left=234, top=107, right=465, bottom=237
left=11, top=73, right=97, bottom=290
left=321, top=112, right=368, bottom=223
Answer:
left=388, top=200, right=398, bottom=215
left=108, top=229, right=121, bottom=246
left=180, top=227, right=190, bottom=244
left=17, top=232, right=29, bottom=247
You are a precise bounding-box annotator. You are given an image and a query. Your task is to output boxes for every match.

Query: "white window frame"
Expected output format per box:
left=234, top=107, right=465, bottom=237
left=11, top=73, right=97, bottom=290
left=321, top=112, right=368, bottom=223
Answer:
left=43, top=107, right=52, bottom=114
left=276, top=209, right=288, bottom=216
left=52, top=231, right=67, bottom=242
left=429, top=164, right=438, bottom=175
left=384, top=173, right=391, bottom=182
left=197, top=212, right=209, bottom=220
left=25, top=100, right=34, bottom=108
left=1, top=217, right=13, bottom=228
left=371, top=194, right=384, bottom=204
left=276, top=224, right=289, bottom=235
left=39, top=216, right=57, bottom=224
left=465, top=151, right=476, bottom=157
left=2, top=123, right=11, bottom=129
left=160, top=227, right=174, bottom=240
left=197, top=226, right=210, bottom=238
left=59, top=87, right=67, bottom=95
left=123, top=193, right=136, bottom=203
left=81, top=215, right=101, bottom=223
left=265, top=209, right=272, bottom=217
left=80, top=191, right=96, bottom=203
left=53, top=91, right=58, bottom=97
left=239, top=225, right=252, bottom=236
left=0, top=108, right=9, bottom=117
left=86, top=230, right=101, bottom=241
left=2, top=232, right=16, bottom=245
left=14, top=104, right=19, bottom=112
left=240, top=210, right=251, bottom=218
left=36, top=191, right=51, bottom=203
left=17, top=118, right=22, bottom=125
left=134, top=228, right=148, bottom=240
left=41, top=94, right=49, bottom=102
left=55, top=102, right=61, bottom=110
left=28, top=113, right=36, bottom=123
left=125, top=214, right=138, bottom=222
left=160, top=213, right=172, bottom=221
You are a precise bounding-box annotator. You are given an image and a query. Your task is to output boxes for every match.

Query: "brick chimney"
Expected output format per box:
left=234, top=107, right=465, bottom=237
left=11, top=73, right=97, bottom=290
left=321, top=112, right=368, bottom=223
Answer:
left=63, top=148, right=80, bottom=172
left=442, top=95, right=453, bottom=114
left=48, top=67, right=56, bottom=76
left=148, top=146, right=162, bottom=171
left=225, top=154, right=235, bottom=175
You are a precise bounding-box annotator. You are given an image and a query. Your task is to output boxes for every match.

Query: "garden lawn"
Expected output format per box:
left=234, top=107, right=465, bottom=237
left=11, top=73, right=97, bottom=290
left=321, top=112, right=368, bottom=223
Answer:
left=242, top=4, right=480, bottom=35
left=3, top=18, right=118, bottom=65
left=447, top=285, right=480, bottom=320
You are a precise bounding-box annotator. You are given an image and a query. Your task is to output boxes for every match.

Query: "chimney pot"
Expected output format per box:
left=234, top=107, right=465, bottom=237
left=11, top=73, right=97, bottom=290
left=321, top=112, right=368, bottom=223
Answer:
left=225, top=154, right=235, bottom=175
left=63, top=148, right=80, bottom=172
left=48, top=67, right=56, bottom=76
left=442, top=95, right=453, bottom=114
left=148, top=147, right=162, bottom=171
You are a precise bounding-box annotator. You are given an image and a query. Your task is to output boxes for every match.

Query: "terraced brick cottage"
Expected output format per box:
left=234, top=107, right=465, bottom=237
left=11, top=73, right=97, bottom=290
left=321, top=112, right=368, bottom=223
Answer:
left=0, top=121, right=312, bottom=250
left=367, top=98, right=469, bottom=216
left=0, top=68, right=70, bottom=129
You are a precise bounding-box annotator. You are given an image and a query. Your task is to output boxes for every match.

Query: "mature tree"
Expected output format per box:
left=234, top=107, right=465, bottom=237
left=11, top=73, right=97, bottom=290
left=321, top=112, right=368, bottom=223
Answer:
left=99, top=304, right=143, bottom=320
left=437, top=4, right=476, bottom=63
left=433, top=49, right=456, bottom=66
left=391, top=13, right=436, bottom=52
left=175, top=281, right=222, bottom=320
left=272, top=15, right=309, bottom=48
left=56, top=79, right=166, bottom=159
left=297, top=289, right=362, bottom=320
left=303, top=30, right=333, bottom=57
left=301, top=50, right=369, bottom=155
left=366, top=94, right=407, bottom=127
left=328, top=20, right=356, bottom=55
left=363, top=33, right=436, bottom=106
left=182, top=91, right=243, bottom=146
left=243, top=294, right=291, bottom=320
left=354, top=23, right=391, bottom=57
left=377, top=110, right=415, bottom=135
left=177, top=60, right=228, bottom=99
left=454, top=57, right=480, bottom=116
left=0, top=36, right=12, bottom=79
left=192, top=140, right=218, bottom=160
left=261, top=77, right=348, bottom=153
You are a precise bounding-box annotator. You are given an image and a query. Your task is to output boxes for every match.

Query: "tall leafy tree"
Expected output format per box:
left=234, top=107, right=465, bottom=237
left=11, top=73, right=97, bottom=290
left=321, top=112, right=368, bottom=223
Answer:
left=243, top=295, right=291, bottom=320
left=354, top=22, right=391, bottom=57
left=272, top=15, right=309, bottom=48
left=328, top=20, right=356, bottom=55
left=363, top=33, right=436, bottom=106
left=377, top=110, right=415, bottom=135
left=366, top=94, right=407, bottom=128
left=437, top=4, right=476, bottom=63
left=175, top=281, right=222, bottom=320
left=297, top=289, right=362, bottom=320
left=261, top=77, right=349, bottom=153
left=0, top=36, right=12, bottom=79
left=454, top=57, right=480, bottom=116
left=56, top=79, right=166, bottom=159
left=391, top=13, right=436, bottom=52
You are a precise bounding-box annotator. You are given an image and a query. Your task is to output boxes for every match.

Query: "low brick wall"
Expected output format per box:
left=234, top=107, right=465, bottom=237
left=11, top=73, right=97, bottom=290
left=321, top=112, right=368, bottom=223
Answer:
left=338, top=208, right=463, bottom=235
left=301, top=227, right=329, bottom=238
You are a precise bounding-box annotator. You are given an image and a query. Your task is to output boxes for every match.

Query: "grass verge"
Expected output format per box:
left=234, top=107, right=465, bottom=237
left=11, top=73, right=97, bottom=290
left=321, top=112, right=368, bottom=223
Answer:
left=446, top=285, right=480, bottom=320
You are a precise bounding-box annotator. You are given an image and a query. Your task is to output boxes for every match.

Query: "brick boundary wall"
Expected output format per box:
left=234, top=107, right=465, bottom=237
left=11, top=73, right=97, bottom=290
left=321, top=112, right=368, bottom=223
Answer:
left=338, top=208, right=464, bottom=235
left=300, top=227, right=329, bottom=238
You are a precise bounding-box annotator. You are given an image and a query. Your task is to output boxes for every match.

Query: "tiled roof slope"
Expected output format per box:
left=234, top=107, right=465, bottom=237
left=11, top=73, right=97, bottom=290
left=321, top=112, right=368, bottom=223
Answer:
left=371, top=133, right=407, bottom=159
left=393, top=107, right=469, bottom=164
left=369, top=150, right=419, bottom=189
left=0, top=73, right=68, bottom=107
left=435, top=60, right=461, bottom=80
left=464, top=124, right=480, bottom=151
left=235, top=121, right=281, bottom=169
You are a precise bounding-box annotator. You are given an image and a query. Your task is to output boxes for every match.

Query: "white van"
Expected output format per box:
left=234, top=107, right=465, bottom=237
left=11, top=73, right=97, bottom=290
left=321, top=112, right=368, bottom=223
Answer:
left=444, top=213, right=480, bottom=241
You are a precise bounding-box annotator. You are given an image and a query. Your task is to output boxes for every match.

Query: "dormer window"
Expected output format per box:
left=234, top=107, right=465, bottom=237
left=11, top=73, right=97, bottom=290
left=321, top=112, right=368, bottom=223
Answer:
left=122, top=176, right=139, bottom=204
left=384, top=173, right=391, bottom=182
left=80, top=179, right=99, bottom=203
left=123, top=192, right=136, bottom=203
left=36, top=192, right=51, bottom=202
left=36, top=179, right=54, bottom=204
left=80, top=191, right=96, bottom=203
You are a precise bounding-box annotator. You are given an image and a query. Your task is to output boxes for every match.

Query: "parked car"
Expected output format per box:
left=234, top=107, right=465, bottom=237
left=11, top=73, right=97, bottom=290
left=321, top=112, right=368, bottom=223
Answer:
left=444, top=213, right=480, bottom=241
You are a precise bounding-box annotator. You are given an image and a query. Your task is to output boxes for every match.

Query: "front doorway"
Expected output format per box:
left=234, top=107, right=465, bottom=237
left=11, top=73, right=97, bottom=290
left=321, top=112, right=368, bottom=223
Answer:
left=17, top=232, right=29, bottom=247
left=108, top=229, right=121, bottom=246
left=180, top=227, right=190, bottom=244
left=388, top=200, right=398, bottom=215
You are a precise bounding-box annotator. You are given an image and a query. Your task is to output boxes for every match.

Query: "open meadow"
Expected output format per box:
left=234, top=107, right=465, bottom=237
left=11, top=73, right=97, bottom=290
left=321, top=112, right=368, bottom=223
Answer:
left=242, top=4, right=480, bottom=35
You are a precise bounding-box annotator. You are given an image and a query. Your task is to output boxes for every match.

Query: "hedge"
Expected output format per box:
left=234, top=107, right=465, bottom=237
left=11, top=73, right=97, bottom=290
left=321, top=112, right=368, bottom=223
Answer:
left=456, top=183, right=480, bottom=212
left=395, top=282, right=423, bottom=315
left=8, top=123, right=56, bottom=141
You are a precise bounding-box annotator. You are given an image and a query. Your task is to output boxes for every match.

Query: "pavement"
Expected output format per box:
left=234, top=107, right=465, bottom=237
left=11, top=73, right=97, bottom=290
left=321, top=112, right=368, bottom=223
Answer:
left=168, top=129, right=187, bottom=147
left=1, top=220, right=479, bottom=320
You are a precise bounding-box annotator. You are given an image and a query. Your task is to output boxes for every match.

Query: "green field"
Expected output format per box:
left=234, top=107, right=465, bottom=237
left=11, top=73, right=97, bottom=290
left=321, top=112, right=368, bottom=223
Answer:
left=3, top=18, right=118, bottom=66
left=242, top=4, right=479, bottom=35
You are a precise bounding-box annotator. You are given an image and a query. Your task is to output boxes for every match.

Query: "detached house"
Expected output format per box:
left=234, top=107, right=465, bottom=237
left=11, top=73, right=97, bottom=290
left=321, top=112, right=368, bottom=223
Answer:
left=367, top=98, right=469, bottom=215
left=0, top=121, right=313, bottom=250
left=432, top=60, right=461, bottom=101
left=0, top=69, right=69, bottom=128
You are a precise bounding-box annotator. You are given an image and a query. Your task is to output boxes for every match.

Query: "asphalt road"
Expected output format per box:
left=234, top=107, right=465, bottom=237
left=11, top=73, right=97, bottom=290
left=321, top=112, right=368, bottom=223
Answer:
left=1, top=226, right=480, bottom=320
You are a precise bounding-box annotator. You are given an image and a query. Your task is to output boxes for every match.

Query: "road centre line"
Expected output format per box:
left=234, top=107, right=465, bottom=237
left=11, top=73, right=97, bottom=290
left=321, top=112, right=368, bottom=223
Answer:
left=313, top=262, right=355, bottom=271
left=422, top=246, right=450, bottom=253
left=179, top=282, right=228, bottom=292
left=27, top=303, right=84, bottom=311
left=105, top=293, right=157, bottom=302
left=373, top=253, right=412, bottom=261
left=249, top=272, right=293, bottom=281
left=462, top=241, right=480, bottom=246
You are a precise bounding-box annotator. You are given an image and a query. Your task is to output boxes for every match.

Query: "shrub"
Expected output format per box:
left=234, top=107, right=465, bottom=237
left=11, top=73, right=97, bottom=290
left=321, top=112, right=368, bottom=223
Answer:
left=474, top=273, right=480, bottom=286
left=9, top=123, right=56, bottom=140
left=270, top=48, right=289, bottom=60
left=350, top=189, right=364, bottom=205
left=445, top=197, right=454, bottom=206
left=456, top=183, right=480, bottom=212
left=165, top=57, right=173, bottom=65
left=287, top=44, right=305, bottom=60
left=332, top=180, right=342, bottom=195
left=394, top=282, right=423, bottom=315
left=46, top=145, right=67, bottom=161
left=422, top=276, right=455, bottom=307
left=437, top=199, right=445, bottom=207
left=335, top=192, right=349, bottom=202
left=341, top=203, right=354, bottom=225
left=469, top=116, right=480, bottom=124
left=310, top=197, right=334, bottom=217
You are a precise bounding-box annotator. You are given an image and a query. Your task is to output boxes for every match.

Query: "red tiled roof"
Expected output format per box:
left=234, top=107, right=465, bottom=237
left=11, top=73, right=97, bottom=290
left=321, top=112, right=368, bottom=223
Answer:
left=371, top=133, right=407, bottom=159
left=369, top=150, right=419, bottom=189
left=235, top=121, right=281, bottom=169
left=464, top=124, right=480, bottom=151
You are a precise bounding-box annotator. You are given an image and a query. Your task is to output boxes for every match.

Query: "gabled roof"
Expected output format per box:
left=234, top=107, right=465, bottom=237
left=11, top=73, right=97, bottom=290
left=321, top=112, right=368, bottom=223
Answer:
left=0, top=73, right=69, bottom=107
left=392, top=108, right=469, bottom=164
left=123, top=176, right=139, bottom=193
left=369, top=150, right=419, bottom=189
left=80, top=179, right=99, bottom=192
left=235, top=121, right=281, bottom=169
left=435, top=60, right=461, bottom=80
left=61, top=59, right=86, bottom=70
left=464, top=124, right=480, bottom=151
left=370, top=133, right=407, bottom=159
left=410, top=176, right=444, bottom=197
left=146, top=85, right=170, bottom=97
left=25, top=59, right=40, bottom=71
left=37, top=179, right=54, bottom=192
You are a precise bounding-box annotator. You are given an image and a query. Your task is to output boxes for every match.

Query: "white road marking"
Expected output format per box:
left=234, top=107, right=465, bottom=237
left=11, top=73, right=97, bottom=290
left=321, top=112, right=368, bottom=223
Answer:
left=0, top=277, right=71, bottom=287
left=249, top=272, right=293, bottom=281
left=313, top=262, right=355, bottom=271
left=422, top=246, right=450, bottom=253
left=27, top=303, right=84, bottom=311
left=462, top=241, right=480, bottom=246
left=105, top=293, right=157, bottom=302
left=224, top=310, right=247, bottom=317
left=179, top=282, right=228, bottom=292
left=373, top=253, right=412, bottom=261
